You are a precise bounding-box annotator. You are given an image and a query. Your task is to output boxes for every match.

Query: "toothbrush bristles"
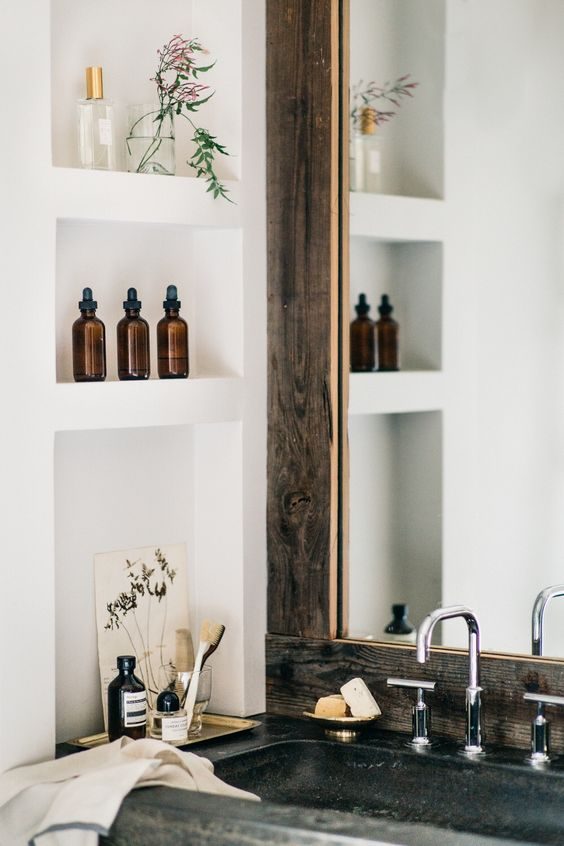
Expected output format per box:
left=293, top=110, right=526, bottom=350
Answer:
left=201, top=619, right=225, bottom=646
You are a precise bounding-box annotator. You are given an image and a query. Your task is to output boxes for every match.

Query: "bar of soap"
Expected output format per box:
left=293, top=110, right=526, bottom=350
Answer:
left=314, top=694, right=350, bottom=717
left=340, top=678, right=381, bottom=718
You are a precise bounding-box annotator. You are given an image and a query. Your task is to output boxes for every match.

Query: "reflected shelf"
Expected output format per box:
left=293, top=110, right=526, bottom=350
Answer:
left=53, top=376, right=243, bottom=432
left=348, top=371, right=444, bottom=415
left=52, top=167, right=242, bottom=228
left=349, top=193, right=445, bottom=243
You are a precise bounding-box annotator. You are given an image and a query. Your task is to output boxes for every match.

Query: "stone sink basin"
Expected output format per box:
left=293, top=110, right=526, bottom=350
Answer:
left=213, top=736, right=564, bottom=844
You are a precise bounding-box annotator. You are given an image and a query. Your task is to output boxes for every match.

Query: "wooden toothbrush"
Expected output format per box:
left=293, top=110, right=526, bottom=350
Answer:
left=182, top=620, right=225, bottom=721
left=174, top=627, right=195, bottom=700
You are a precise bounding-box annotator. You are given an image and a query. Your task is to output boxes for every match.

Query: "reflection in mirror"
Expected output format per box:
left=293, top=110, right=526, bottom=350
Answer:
left=345, top=0, right=564, bottom=658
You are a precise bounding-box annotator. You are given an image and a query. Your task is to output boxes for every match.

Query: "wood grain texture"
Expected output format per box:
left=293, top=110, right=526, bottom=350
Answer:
left=266, top=0, right=341, bottom=638
left=266, top=634, right=564, bottom=751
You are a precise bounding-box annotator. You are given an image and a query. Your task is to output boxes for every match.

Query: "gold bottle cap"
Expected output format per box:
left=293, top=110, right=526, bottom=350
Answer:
left=85, top=66, right=104, bottom=100
left=360, top=106, right=377, bottom=135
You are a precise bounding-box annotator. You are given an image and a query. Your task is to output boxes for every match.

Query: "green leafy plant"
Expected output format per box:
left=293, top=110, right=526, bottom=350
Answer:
left=131, top=34, right=232, bottom=201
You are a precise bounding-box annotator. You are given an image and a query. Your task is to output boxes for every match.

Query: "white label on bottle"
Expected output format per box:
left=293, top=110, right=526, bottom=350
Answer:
left=162, top=714, right=189, bottom=742
left=98, top=118, right=113, bottom=146
left=123, top=691, right=147, bottom=727
left=368, top=150, right=381, bottom=174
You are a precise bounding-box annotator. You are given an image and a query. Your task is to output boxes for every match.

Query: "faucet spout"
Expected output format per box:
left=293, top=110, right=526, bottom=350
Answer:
left=531, top=584, right=564, bottom=656
left=416, top=604, right=483, bottom=754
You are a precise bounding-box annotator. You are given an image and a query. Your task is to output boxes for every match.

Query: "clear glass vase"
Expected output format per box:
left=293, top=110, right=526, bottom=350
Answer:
left=126, top=105, right=175, bottom=176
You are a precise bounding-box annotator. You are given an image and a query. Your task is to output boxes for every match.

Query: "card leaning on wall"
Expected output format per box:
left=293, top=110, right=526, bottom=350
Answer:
left=94, top=543, right=190, bottom=725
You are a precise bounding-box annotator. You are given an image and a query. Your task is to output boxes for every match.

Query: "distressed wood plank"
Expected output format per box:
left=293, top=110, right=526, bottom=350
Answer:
left=266, top=0, right=341, bottom=638
left=266, top=634, right=564, bottom=750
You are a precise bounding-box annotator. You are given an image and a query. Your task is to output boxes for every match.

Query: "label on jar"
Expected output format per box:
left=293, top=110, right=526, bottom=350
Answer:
left=98, top=118, right=113, bottom=146
left=123, top=691, right=147, bottom=727
left=369, top=150, right=381, bottom=174
left=162, top=714, right=189, bottom=742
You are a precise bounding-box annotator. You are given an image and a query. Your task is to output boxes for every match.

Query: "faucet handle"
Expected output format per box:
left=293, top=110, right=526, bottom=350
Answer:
left=523, top=691, right=564, bottom=764
left=387, top=677, right=437, bottom=747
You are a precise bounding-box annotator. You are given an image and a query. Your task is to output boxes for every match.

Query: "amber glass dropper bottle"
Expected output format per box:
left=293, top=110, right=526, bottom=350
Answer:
left=117, top=287, right=150, bottom=380
left=72, top=287, right=106, bottom=382
left=376, top=294, right=399, bottom=372
left=350, top=293, right=375, bottom=372
left=157, top=284, right=189, bottom=379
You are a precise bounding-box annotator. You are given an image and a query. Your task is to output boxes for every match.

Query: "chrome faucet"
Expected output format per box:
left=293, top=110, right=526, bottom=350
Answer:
left=531, top=584, right=564, bottom=656
left=416, top=604, right=484, bottom=755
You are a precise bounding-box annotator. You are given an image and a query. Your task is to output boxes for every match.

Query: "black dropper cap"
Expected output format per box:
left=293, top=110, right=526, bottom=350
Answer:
left=123, top=287, right=142, bottom=310
left=156, top=690, right=180, bottom=713
left=79, top=287, right=97, bottom=311
left=378, top=294, right=393, bottom=316
left=163, top=284, right=181, bottom=310
left=354, top=293, right=371, bottom=316
left=117, top=655, right=136, bottom=671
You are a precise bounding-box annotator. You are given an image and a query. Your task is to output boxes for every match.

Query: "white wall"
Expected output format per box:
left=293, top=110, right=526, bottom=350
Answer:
left=0, top=0, right=266, bottom=772
left=443, top=0, right=564, bottom=655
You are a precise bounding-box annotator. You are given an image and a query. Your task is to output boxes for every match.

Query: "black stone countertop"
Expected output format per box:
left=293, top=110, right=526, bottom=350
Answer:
left=58, top=714, right=558, bottom=846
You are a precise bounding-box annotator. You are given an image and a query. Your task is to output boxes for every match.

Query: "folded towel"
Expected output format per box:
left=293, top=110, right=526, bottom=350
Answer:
left=0, top=737, right=258, bottom=846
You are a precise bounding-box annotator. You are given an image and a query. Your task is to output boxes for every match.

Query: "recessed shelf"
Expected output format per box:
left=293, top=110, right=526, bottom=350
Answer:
left=349, top=240, right=443, bottom=370
left=350, top=0, right=445, bottom=199
left=53, top=376, right=243, bottom=432
left=349, top=193, right=445, bottom=242
left=53, top=167, right=241, bottom=228
left=349, top=371, right=444, bottom=415
left=56, top=219, right=243, bottom=384
left=348, top=410, right=442, bottom=640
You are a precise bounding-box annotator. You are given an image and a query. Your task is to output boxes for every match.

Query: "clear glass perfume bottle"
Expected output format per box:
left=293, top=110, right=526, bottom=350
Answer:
left=149, top=690, right=188, bottom=746
left=77, top=66, right=116, bottom=171
left=350, top=107, right=381, bottom=193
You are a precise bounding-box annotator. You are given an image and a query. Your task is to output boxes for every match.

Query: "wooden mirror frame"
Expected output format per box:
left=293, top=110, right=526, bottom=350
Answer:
left=266, top=0, right=344, bottom=641
left=264, top=0, right=564, bottom=750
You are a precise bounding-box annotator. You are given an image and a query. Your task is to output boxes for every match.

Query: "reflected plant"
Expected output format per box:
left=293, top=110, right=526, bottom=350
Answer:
left=104, top=548, right=177, bottom=706
left=350, top=75, right=418, bottom=131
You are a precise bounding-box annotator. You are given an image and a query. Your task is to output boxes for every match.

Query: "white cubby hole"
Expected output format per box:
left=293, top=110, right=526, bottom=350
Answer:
left=347, top=0, right=445, bottom=642
left=0, top=0, right=265, bottom=770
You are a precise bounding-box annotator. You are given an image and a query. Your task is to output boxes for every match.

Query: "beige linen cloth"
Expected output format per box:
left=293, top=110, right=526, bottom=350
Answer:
left=0, top=736, right=258, bottom=846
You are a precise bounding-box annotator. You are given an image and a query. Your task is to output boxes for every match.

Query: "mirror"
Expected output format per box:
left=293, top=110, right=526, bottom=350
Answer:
left=345, top=0, right=564, bottom=657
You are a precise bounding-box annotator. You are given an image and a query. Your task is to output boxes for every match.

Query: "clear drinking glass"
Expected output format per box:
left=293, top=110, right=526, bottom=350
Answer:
left=126, top=104, right=175, bottom=175
left=176, top=667, right=212, bottom=736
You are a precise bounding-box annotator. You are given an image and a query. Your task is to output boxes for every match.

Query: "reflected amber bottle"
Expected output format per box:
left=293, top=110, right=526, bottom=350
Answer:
left=72, top=287, right=106, bottom=382
left=117, top=287, right=150, bottom=380
left=376, top=294, right=399, bottom=372
left=157, top=284, right=189, bottom=379
left=350, top=293, right=375, bottom=372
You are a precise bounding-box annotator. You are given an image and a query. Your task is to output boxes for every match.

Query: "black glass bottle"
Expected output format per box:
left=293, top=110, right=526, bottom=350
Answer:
left=376, top=294, right=399, bottom=372
left=107, top=655, right=147, bottom=742
left=117, top=287, right=150, bottom=380
left=384, top=604, right=415, bottom=643
left=157, top=284, right=189, bottom=379
left=72, top=287, right=106, bottom=382
left=350, top=293, right=375, bottom=372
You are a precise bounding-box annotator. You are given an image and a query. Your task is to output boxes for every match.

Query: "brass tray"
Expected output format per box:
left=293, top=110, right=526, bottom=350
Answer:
left=68, top=714, right=261, bottom=750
